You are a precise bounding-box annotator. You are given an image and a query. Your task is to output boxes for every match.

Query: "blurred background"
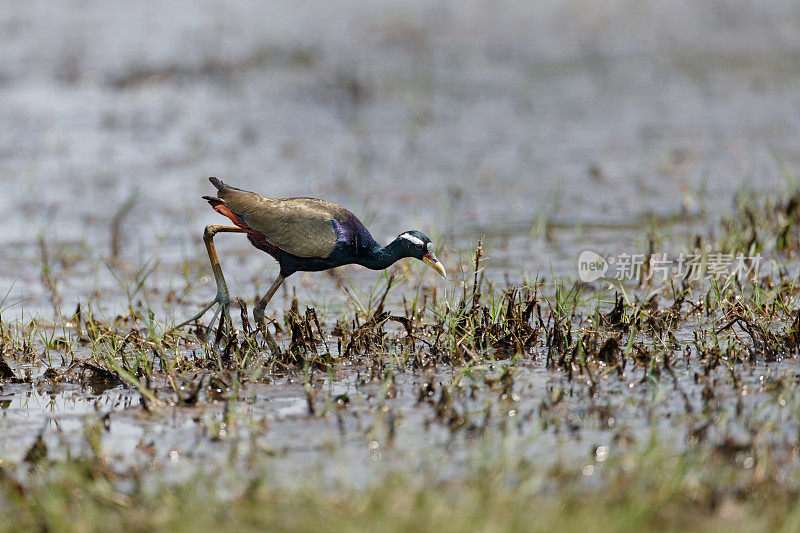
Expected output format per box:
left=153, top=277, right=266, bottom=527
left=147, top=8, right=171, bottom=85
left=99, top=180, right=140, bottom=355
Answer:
left=2, top=0, right=799, bottom=320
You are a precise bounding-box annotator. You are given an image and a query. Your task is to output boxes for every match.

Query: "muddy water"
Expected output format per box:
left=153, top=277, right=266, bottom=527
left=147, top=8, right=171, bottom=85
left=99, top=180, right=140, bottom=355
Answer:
left=1, top=0, right=800, bottom=484
left=3, top=353, right=799, bottom=486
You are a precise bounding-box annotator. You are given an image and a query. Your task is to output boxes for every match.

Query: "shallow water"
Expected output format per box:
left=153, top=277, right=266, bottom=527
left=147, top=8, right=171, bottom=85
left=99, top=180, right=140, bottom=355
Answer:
left=2, top=0, right=800, bottom=485
left=2, top=0, right=799, bottom=318
left=3, top=350, right=799, bottom=487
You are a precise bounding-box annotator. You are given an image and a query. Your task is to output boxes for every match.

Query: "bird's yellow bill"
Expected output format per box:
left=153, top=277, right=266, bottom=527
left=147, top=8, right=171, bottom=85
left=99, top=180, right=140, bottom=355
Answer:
left=423, top=255, right=447, bottom=278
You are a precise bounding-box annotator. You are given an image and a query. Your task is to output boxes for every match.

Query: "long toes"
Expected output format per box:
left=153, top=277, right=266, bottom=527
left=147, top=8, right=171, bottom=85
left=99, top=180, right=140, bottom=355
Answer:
left=172, top=291, right=234, bottom=332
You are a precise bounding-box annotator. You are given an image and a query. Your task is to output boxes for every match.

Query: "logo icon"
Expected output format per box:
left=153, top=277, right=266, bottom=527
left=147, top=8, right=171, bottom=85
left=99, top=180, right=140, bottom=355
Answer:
left=578, top=251, right=608, bottom=282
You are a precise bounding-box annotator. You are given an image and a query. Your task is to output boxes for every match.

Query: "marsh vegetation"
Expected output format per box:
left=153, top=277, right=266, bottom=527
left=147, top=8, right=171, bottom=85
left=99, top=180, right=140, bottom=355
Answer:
left=3, top=0, right=800, bottom=530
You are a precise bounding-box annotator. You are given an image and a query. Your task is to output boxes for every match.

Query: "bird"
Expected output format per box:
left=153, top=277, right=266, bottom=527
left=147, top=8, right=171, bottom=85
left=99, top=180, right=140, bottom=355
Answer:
left=174, top=177, right=446, bottom=343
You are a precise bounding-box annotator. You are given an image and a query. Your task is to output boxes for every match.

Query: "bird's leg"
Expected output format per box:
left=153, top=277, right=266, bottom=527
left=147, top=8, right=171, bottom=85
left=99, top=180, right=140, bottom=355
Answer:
left=253, top=274, right=285, bottom=355
left=172, top=225, right=249, bottom=341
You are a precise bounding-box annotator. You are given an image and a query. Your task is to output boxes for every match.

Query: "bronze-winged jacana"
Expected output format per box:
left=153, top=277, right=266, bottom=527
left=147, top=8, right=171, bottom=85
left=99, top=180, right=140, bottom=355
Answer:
left=175, top=177, right=446, bottom=340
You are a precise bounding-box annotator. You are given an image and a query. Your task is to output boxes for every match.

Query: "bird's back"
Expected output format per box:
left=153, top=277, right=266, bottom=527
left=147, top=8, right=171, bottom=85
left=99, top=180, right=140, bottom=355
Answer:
left=207, top=178, right=376, bottom=259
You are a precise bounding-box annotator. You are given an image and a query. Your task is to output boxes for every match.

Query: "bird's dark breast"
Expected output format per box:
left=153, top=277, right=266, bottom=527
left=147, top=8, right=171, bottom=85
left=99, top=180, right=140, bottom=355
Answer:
left=276, top=243, right=358, bottom=277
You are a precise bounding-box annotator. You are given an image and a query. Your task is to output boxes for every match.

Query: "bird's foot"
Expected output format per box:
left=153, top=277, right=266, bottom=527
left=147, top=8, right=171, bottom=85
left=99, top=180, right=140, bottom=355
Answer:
left=253, top=304, right=281, bottom=356
left=171, top=291, right=234, bottom=349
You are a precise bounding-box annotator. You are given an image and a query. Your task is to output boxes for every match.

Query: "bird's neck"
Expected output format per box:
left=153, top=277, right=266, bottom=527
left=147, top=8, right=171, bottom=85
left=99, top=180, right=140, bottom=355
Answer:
left=361, top=238, right=409, bottom=270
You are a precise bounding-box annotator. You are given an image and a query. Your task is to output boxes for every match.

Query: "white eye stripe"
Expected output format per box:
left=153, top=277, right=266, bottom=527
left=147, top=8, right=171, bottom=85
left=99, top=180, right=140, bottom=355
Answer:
left=400, top=233, right=425, bottom=246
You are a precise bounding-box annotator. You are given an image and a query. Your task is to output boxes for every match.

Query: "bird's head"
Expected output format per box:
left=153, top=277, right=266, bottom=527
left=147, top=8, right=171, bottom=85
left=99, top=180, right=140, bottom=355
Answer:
left=398, top=231, right=446, bottom=278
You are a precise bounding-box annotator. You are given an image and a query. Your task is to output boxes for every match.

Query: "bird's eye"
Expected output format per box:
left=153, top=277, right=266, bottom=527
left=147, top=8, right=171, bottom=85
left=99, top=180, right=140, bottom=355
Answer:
left=426, top=242, right=432, bottom=251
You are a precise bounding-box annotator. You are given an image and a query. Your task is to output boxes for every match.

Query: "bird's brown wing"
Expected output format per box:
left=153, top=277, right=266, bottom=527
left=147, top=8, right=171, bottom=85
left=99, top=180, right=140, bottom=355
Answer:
left=218, top=189, right=342, bottom=258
